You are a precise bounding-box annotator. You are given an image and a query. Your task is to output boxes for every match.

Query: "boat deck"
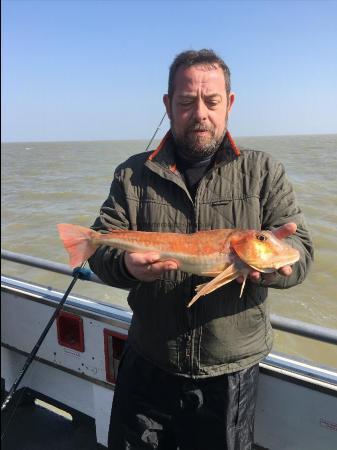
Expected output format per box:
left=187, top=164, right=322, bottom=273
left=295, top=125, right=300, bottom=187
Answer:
left=1, top=389, right=100, bottom=450
left=1, top=389, right=265, bottom=450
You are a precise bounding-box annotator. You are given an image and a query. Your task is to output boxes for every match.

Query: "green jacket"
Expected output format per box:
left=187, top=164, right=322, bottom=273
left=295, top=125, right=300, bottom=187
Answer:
left=89, top=132, right=313, bottom=377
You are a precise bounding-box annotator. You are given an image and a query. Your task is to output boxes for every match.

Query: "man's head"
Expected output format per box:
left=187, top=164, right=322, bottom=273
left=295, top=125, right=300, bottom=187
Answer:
left=163, top=49, right=235, bottom=159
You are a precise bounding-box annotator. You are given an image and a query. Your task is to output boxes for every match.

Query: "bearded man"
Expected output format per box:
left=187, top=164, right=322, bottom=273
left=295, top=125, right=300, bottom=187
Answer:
left=89, top=49, right=313, bottom=450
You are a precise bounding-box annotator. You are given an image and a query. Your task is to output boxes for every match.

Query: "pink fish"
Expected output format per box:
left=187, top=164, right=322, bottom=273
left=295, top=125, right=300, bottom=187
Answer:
left=57, top=224, right=300, bottom=306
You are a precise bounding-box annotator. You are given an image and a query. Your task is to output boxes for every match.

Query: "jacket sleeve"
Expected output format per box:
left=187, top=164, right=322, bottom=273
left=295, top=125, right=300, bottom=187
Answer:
left=88, top=167, right=140, bottom=289
left=259, top=158, right=314, bottom=289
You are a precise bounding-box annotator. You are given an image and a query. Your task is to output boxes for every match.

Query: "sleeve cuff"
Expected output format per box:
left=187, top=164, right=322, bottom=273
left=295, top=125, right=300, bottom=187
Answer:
left=118, top=251, right=139, bottom=283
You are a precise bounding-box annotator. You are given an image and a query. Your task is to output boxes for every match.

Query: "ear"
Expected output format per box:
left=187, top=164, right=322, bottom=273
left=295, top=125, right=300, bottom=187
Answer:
left=227, top=92, right=235, bottom=113
left=163, top=94, right=172, bottom=120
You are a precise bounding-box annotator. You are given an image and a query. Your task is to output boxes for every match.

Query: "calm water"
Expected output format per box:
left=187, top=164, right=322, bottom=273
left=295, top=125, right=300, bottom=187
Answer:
left=2, top=134, right=337, bottom=367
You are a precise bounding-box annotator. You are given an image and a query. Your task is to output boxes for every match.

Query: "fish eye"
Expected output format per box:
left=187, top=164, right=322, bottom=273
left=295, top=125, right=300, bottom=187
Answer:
left=256, top=233, right=267, bottom=242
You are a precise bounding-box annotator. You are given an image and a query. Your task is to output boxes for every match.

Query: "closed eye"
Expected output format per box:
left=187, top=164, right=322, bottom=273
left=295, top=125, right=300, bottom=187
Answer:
left=179, top=100, right=194, bottom=106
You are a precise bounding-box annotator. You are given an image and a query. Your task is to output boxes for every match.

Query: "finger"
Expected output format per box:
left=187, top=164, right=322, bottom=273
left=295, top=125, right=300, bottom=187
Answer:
left=128, top=252, right=161, bottom=266
left=148, top=260, right=178, bottom=275
left=237, top=271, right=261, bottom=285
left=249, top=271, right=261, bottom=283
left=272, top=222, right=297, bottom=240
left=141, top=261, right=177, bottom=282
left=278, top=265, right=293, bottom=277
left=236, top=275, right=244, bottom=284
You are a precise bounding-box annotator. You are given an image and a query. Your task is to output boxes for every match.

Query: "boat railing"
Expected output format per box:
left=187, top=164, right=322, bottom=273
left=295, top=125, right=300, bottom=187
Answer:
left=2, top=249, right=337, bottom=346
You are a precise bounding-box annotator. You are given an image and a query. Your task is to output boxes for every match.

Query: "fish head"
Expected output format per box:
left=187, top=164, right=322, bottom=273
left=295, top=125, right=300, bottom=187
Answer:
left=230, top=230, right=300, bottom=272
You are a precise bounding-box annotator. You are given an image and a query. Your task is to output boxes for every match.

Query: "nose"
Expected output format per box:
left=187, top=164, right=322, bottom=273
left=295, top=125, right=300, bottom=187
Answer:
left=193, top=99, right=207, bottom=122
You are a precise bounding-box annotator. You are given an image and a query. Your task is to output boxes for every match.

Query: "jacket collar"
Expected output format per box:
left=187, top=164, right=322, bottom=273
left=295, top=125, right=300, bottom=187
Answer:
left=147, top=129, right=240, bottom=173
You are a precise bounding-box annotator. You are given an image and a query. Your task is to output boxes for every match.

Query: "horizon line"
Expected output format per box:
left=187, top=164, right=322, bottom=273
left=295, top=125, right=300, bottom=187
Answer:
left=2, top=131, right=337, bottom=145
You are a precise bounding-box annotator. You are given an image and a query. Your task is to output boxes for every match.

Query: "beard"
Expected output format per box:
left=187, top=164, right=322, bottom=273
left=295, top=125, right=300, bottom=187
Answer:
left=171, top=116, right=228, bottom=160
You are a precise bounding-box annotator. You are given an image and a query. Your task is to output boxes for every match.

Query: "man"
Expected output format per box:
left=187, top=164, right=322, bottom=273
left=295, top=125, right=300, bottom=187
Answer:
left=89, top=49, right=313, bottom=450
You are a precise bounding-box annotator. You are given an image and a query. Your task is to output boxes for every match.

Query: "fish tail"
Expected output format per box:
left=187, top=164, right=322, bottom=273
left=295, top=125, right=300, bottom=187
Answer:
left=57, top=223, right=99, bottom=268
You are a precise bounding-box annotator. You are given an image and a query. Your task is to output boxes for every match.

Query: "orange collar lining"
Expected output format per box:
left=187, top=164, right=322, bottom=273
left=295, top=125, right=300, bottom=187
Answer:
left=147, top=129, right=240, bottom=161
left=147, top=130, right=171, bottom=161
left=225, top=130, right=241, bottom=156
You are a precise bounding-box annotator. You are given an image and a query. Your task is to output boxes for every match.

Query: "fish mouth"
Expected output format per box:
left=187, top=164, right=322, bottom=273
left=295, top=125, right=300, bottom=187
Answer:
left=248, top=252, right=300, bottom=272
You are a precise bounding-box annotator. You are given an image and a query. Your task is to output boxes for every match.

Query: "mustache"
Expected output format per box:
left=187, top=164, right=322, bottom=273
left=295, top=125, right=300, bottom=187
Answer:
left=188, top=123, right=214, bottom=133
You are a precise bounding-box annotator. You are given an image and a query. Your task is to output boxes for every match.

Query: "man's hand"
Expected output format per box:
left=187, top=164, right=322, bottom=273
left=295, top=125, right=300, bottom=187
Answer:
left=236, top=222, right=297, bottom=285
left=124, top=252, right=178, bottom=282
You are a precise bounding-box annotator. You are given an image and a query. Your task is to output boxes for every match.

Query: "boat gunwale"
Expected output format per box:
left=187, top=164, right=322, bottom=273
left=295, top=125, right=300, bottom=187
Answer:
left=2, top=273, right=337, bottom=390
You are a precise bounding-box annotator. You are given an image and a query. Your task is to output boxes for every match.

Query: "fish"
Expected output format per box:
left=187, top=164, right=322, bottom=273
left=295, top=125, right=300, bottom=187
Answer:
left=57, top=223, right=300, bottom=307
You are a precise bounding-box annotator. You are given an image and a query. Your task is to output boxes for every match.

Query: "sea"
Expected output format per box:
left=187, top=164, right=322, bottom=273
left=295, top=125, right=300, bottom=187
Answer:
left=1, top=134, right=337, bottom=368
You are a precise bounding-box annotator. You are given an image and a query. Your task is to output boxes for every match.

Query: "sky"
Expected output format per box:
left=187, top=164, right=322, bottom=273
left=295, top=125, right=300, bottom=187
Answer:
left=2, top=0, right=337, bottom=142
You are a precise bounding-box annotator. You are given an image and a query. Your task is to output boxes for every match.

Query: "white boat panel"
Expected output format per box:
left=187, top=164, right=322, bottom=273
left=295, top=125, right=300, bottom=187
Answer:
left=255, top=371, right=337, bottom=450
left=1, top=275, right=337, bottom=449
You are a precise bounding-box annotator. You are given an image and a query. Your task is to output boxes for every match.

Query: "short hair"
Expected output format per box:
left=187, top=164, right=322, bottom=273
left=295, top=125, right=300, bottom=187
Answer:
left=168, top=49, right=231, bottom=98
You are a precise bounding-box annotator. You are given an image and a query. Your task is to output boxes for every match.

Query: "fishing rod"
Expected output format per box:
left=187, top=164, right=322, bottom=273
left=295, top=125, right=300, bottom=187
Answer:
left=144, top=112, right=167, bottom=151
left=1, top=263, right=89, bottom=415
left=1, top=112, right=168, bottom=416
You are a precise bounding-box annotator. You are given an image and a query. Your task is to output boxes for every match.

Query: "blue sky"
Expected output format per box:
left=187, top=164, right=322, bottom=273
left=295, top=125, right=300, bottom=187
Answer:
left=2, top=0, right=337, bottom=142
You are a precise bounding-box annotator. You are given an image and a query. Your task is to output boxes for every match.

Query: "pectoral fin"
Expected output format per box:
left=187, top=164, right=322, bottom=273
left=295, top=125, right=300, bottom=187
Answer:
left=239, top=272, right=248, bottom=298
left=188, top=264, right=240, bottom=307
left=199, top=270, right=222, bottom=277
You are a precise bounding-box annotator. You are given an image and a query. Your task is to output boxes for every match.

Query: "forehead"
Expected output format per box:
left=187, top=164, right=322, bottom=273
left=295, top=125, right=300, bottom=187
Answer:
left=173, top=64, right=226, bottom=95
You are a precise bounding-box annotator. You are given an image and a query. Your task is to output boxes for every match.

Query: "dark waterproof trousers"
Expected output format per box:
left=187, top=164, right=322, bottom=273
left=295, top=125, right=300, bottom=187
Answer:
left=108, top=345, right=259, bottom=450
